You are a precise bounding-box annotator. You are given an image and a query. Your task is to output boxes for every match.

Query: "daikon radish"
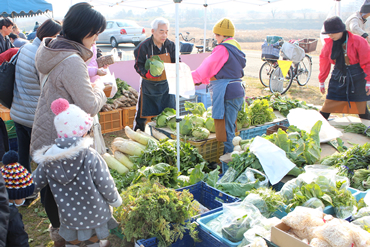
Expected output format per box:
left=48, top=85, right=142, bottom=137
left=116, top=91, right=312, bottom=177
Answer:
left=102, top=153, right=129, bottom=174
left=125, top=126, right=150, bottom=145
left=151, top=128, right=169, bottom=141
left=136, top=129, right=158, bottom=143
left=111, top=141, right=143, bottom=156
left=114, top=151, right=134, bottom=170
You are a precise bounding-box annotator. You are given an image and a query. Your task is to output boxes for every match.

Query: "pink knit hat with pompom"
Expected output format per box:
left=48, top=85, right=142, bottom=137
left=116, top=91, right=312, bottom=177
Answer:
left=51, top=98, right=93, bottom=138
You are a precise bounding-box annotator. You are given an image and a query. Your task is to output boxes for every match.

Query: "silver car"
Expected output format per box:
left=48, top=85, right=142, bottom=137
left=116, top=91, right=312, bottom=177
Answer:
left=97, top=19, right=146, bottom=48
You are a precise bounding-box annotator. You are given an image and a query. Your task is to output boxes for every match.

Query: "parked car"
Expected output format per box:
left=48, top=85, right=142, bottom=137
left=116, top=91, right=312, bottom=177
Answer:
left=97, top=19, right=146, bottom=48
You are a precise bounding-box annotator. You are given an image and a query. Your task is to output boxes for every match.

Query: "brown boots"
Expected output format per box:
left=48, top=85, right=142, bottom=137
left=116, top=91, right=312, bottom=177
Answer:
left=49, top=225, right=65, bottom=247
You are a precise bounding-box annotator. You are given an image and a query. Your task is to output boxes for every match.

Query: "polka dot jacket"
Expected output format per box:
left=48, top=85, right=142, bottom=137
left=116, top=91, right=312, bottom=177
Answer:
left=32, top=137, right=122, bottom=231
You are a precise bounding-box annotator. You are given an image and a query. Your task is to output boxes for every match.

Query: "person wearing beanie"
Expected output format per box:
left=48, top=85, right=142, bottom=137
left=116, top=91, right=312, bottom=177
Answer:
left=319, top=16, right=370, bottom=120
left=345, top=0, right=370, bottom=43
left=1, top=150, right=34, bottom=247
left=192, top=18, right=246, bottom=154
left=32, top=98, right=122, bottom=247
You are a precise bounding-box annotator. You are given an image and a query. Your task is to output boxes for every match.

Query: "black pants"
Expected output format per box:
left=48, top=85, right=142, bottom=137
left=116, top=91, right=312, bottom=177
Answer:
left=43, top=184, right=60, bottom=228
left=133, top=94, right=147, bottom=131
left=14, top=122, right=32, bottom=173
left=7, top=205, right=29, bottom=247
left=320, top=106, right=370, bottom=120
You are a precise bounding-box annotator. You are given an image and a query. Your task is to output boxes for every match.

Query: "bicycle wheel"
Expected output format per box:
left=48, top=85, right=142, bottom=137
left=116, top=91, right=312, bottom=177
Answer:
left=259, top=61, right=273, bottom=87
left=297, top=54, right=312, bottom=86
left=269, top=67, right=293, bottom=95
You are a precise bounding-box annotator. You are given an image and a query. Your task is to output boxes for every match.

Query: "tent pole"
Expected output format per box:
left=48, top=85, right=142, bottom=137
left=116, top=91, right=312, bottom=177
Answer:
left=203, top=1, right=207, bottom=53
left=335, top=0, right=341, bottom=17
left=174, top=0, right=181, bottom=172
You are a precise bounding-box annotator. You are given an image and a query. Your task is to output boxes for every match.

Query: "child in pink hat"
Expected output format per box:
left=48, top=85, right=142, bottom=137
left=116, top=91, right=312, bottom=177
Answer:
left=32, top=98, right=121, bottom=247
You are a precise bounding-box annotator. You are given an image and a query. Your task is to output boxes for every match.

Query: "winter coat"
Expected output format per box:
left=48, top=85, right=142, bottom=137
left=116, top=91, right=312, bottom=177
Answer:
left=0, top=33, right=14, bottom=54
left=10, top=37, right=42, bottom=128
left=345, top=12, right=368, bottom=38
left=32, top=137, right=122, bottom=232
left=30, top=36, right=106, bottom=156
left=319, top=31, right=370, bottom=82
left=0, top=173, right=9, bottom=247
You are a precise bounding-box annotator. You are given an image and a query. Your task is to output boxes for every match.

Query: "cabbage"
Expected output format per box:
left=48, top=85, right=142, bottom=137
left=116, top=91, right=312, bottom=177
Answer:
left=167, top=116, right=177, bottom=131
left=179, top=116, right=192, bottom=136
left=155, top=108, right=176, bottom=127
left=192, top=127, right=210, bottom=140
left=184, top=101, right=206, bottom=116
left=236, top=121, right=243, bottom=130
left=190, top=115, right=205, bottom=128
left=145, top=55, right=164, bottom=77
left=205, top=117, right=215, bottom=133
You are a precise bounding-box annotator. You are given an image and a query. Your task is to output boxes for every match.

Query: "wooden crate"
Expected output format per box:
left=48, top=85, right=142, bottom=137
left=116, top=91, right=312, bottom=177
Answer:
left=122, top=106, right=136, bottom=129
left=99, top=108, right=123, bottom=134
left=0, top=104, right=11, bottom=121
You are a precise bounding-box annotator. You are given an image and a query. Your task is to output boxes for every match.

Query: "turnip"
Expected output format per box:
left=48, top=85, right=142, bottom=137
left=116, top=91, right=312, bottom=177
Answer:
left=230, top=151, right=240, bottom=160
left=102, top=153, right=129, bottom=174
left=232, top=136, right=242, bottom=146
left=233, top=145, right=242, bottom=152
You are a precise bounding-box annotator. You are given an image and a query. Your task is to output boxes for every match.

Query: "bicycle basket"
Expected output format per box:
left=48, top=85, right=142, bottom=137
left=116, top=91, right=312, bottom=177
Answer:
left=266, top=35, right=283, bottom=45
left=261, top=41, right=280, bottom=60
left=280, top=42, right=305, bottom=63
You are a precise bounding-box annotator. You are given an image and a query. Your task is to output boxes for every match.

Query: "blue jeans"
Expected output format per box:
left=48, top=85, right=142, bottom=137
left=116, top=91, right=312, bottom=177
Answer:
left=14, top=122, right=32, bottom=173
left=224, top=97, right=244, bottom=154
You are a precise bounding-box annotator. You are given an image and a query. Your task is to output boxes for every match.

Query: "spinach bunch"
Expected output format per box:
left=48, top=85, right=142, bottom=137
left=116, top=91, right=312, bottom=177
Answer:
left=269, top=94, right=318, bottom=117
left=336, top=123, right=370, bottom=137
left=248, top=99, right=275, bottom=125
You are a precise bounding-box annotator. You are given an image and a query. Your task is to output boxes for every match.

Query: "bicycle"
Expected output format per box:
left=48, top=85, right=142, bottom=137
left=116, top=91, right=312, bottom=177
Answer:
left=268, top=54, right=312, bottom=94
left=196, top=38, right=217, bottom=53
left=179, top=32, right=195, bottom=43
left=179, top=32, right=195, bottom=55
left=258, top=39, right=313, bottom=94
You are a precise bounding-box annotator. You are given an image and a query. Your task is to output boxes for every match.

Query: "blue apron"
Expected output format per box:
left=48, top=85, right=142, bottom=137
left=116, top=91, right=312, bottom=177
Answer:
left=209, top=78, right=243, bottom=119
left=328, top=63, right=370, bottom=104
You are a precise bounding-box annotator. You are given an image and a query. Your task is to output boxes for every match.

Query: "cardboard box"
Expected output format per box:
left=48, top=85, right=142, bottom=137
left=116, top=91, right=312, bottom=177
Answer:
left=271, top=223, right=310, bottom=247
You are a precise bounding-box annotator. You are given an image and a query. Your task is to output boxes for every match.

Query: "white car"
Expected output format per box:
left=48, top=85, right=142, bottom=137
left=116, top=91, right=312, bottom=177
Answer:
left=97, top=19, right=146, bottom=48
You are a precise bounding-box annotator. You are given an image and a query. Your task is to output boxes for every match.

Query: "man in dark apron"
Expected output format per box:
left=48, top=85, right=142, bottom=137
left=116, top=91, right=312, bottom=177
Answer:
left=133, top=17, right=176, bottom=131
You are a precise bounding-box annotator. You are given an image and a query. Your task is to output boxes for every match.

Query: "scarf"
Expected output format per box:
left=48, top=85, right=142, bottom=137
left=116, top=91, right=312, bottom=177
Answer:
left=331, top=31, right=347, bottom=75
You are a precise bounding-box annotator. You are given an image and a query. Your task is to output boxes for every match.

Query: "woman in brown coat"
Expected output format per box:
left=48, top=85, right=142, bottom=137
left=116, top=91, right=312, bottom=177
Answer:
left=31, top=3, right=107, bottom=246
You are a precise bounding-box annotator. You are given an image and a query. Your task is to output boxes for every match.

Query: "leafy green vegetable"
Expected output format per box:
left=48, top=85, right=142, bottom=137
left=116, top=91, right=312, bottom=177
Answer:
left=189, top=115, right=205, bottom=128
left=245, top=187, right=285, bottom=215
left=114, top=180, right=199, bottom=247
left=269, top=94, right=318, bottom=117
left=237, top=102, right=250, bottom=129
left=192, top=127, right=210, bottom=140
left=205, top=117, right=215, bottom=133
left=336, top=123, right=370, bottom=137
left=155, top=108, right=176, bottom=127
left=166, top=115, right=177, bottom=131
left=248, top=99, right=275, bottom=125
left=132, top=163, right=180, bottom=188
left=179, top=115, right=193, bottom=136
left=184, top=101, right=206, bottom=116
left=206, top=167, right=220, bottom=188
left=352, top=169, right=370, bottom=191
left=145, top=55, right=164, bottom=77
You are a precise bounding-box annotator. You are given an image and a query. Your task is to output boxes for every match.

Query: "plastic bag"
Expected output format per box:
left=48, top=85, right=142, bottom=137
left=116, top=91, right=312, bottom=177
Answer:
left=250, top=136, right=296, bottom=185
left=217, top=167, right=238, bottom=185
left=313, top=219, right=353, bottom=247
left=192, top=200, right=209, bottom=215
left=302, top=197, right=325, bottom=210
left=221, top=203, right=263, bottom=242
left=352, top=215, right=370, bottom=231
left=243, top=227, right=269, bottom=246
left=241, top=193, right=269, bottom=218
left=334, top=205, right=356, bottom=219
left=277, top=177, right=304, bottom=201
left=335, top=175, right=350, bottom=190
left=280, top=42, right=305, bottom=63
left=287, top=108, right=342, bottom=143
left=98, top=68, right=117, bottom=98
left=353, top=207, right=370, bottom=220
left=91, top=115, right=107, bottom=155
left=281, top=206, right=324, bottom=230
left=235, top=168, right=268, bottom=188
left=205, top=213, right=224, bottom=235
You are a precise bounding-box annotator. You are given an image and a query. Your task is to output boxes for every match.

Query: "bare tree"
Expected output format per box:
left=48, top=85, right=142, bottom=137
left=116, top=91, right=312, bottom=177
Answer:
left=271, top=7, right=279, bottom=19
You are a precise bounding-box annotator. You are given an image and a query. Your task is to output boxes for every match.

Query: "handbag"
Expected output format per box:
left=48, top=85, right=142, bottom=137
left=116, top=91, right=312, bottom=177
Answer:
left=0, top=48, right=22, bottom=109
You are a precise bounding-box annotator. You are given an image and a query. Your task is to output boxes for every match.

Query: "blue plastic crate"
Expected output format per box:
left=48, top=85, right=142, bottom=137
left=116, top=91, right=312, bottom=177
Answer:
left=177, top=181, right=239, bottom=218
left=195, top=89, right=212, bottom=109
left=136, top=226, right=229, bottom=247
left=9, top=138, right=18, bottom=152
left=239, top=119, right=289, bottom=140
left=197, top=211, right=242, bottom=247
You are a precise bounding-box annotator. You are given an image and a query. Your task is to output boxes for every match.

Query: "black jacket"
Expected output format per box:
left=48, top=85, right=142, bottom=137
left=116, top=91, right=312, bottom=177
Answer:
left=133, top=36, right=177, bottom=78
left=0, top=173, right=9, bottom=247
left=0, top=34, right=14, bottom=54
